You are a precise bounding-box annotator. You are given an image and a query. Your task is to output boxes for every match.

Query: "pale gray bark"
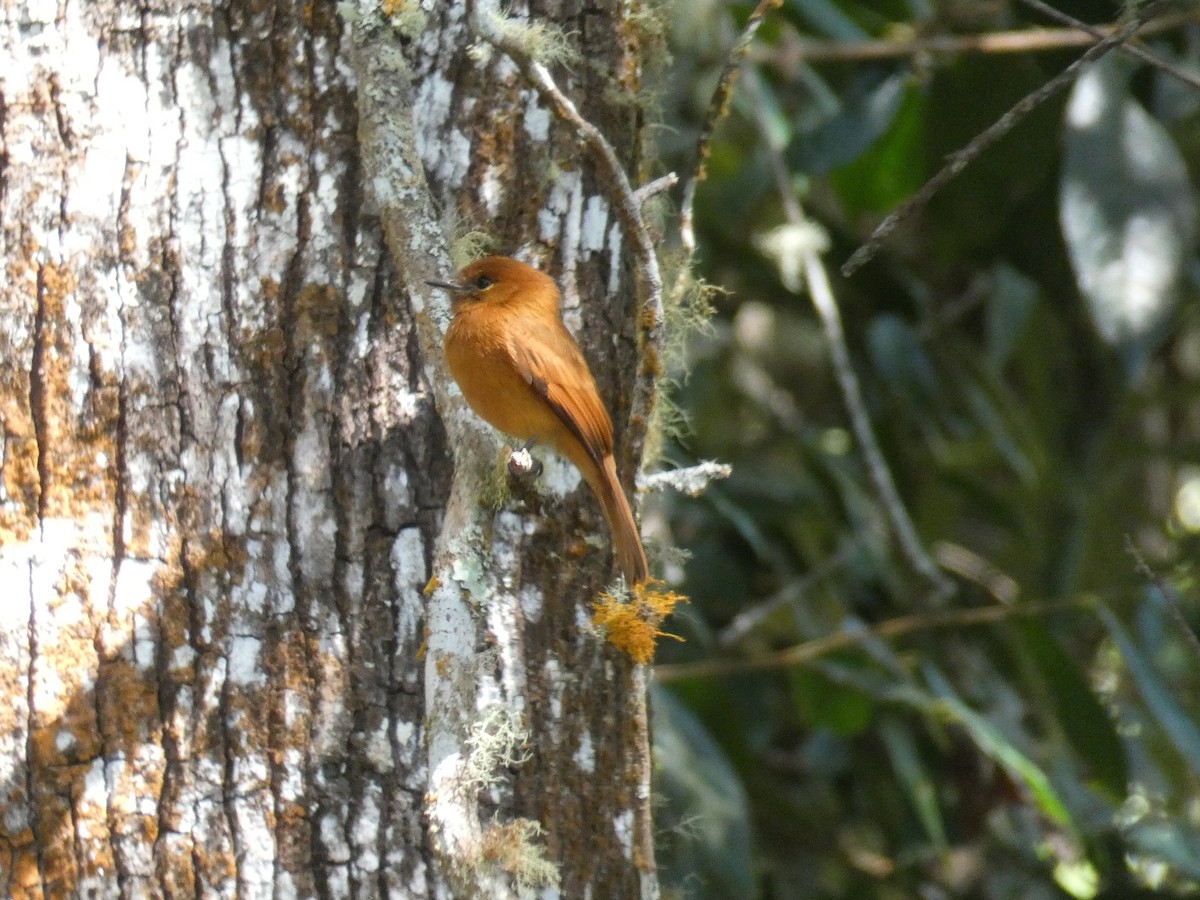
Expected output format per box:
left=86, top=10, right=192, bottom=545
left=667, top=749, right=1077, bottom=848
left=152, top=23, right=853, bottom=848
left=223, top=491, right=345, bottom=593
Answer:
left=0, top=0, right=658, bottom=898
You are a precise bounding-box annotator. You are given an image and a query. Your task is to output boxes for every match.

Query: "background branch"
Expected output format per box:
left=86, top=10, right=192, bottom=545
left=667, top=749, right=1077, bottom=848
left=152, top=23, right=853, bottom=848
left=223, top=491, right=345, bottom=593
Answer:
left=841, top=0, right=1177, bottom=277
left=656, top=599, right=1091, bottom=682
left=755, top=8, right=1199, bottom=67
left=679, top=0, right=783, bottom=257
left=745, top=69, right=954, bottom=601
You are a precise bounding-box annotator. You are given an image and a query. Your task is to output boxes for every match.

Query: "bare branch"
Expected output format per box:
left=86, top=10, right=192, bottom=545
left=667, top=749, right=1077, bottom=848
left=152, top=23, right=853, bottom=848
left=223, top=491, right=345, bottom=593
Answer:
left=717, top=546, right=854, bottom=648
left=755, top=9, right=1199, bottom=67
left=1018, top=0, right=1200, bottom=91
left=634, top=172, right=680, bottom=207
left=807, top=244, right=954, bottom=598
left=638, top=460, right=732, bottom=497
left=680, top=0, right=783, bottom=256
left=841, top=0, right=1177, bottom=278
left=1126, top=536, right=1200, bottom=662
left=655, top=599, right=1092, bottom=682
left=744, top=72, right=953, bottom=601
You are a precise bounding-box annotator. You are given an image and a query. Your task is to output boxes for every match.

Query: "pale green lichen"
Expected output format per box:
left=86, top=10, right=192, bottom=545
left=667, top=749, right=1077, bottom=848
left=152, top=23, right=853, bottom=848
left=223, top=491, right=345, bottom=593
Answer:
left=477, top=450, right=515, bottom=512
left=479, top=7, right=579, bottom=69
left=642, top=253, right=722, bottom=466
left=461, top=706, right=558, bottom=890
left=463, top=704, right=530, bottom=787
left=449, top=230, right=496, bottom=271
left=381, top=0, right=427, bottom=38
left=447, top=527, right=490, bottom=600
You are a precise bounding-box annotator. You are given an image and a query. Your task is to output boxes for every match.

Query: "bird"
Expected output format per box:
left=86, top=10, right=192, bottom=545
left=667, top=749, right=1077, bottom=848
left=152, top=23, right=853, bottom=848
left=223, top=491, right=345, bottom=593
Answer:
left=428, top=255, right=649, bottom=585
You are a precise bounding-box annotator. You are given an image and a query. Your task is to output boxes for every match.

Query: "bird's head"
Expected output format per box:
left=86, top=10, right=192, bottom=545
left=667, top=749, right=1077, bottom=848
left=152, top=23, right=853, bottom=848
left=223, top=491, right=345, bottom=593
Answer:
left=427, top=256, right=561, bottom=316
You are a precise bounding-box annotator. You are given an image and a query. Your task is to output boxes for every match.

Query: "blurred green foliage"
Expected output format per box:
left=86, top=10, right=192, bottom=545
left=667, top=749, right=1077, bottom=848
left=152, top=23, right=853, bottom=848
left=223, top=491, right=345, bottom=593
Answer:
left=648, top=2, right=1200, bottom=898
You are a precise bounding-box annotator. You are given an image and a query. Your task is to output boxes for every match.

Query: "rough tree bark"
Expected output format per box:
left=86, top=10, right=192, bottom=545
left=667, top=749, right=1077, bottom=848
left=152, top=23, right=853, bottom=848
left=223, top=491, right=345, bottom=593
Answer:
left=0, top=1, right=660, bottom=898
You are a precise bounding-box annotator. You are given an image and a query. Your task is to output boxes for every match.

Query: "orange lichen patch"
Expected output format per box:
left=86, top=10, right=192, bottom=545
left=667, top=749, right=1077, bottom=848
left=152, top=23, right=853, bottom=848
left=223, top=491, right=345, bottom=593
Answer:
left=250, top=629, right=317, bottom=753
left=29, top=702, right=102, bottom=769
left=0, top=386, right=39, bottom=542
left=32, top=793, right=80, bottom=893
left=9, top=849, right=42, bottom=900
left=480, top=818, right=558, bottom=889
left=157, top=836, right=199, bottom=896
left=0, top=255, right=159, bottom=545
left=97, top=656, right=162, bottom=748
left=191, top=840, right=239, bottom=890
left=295, top=282, right=341, bottom=342
left=153, top=571, right=193, bottom=667
left=591, top=579, right=687, bottom=664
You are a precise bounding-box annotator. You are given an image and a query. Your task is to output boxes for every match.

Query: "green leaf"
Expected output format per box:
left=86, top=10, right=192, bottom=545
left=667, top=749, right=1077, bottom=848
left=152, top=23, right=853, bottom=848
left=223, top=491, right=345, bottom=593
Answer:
left=785, top=0, right=870, bottom=41
left=1059, top=56, right=1198, bottom=378
left=923, top=664, right=1074, bottom=829
left=1098, top=605, right=1200, bottom=778
left=962, top=379, right=1035, bottom=484
left=653, top=686, right=756, bottom=899
left=986, top=262, right=1039, bottom=368
left=830, top=84, right=927, bottom=213
left=867, top=312, right=939, bottom=407
left=1012, top=620, right=1129, bottom=799
left=788, top=67, right=908, bottom=175
left=879, top=716, right=948, bottom=850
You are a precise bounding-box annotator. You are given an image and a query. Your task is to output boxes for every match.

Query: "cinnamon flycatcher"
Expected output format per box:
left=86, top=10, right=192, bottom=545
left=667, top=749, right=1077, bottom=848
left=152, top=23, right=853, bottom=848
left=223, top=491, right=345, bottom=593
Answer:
left=429, top=256, right=649, bottom=584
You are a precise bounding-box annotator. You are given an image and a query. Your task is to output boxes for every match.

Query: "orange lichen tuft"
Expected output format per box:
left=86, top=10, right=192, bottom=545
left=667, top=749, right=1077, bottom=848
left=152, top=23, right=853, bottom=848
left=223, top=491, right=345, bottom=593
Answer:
left=591, top=579, right=687, bottom=664
left=480, top=818, right=559, bottom=889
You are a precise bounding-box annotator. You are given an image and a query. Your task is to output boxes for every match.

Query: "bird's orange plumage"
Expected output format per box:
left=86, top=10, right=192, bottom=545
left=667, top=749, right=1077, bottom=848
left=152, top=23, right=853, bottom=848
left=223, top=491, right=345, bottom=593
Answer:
left=433, top=256, right=648, bottom=584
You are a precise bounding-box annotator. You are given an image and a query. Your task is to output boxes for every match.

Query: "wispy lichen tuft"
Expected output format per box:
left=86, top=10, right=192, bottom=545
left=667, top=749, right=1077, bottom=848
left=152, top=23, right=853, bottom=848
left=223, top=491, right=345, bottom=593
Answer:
left=481, top=818, right=561, bottom=890
left=449, top=229, right=495, bottom=271
left=641, top=253, right=722, bottom=465
left=464, top=704, right=530, bottom=788
left=483, top=7, right=579, bottom=69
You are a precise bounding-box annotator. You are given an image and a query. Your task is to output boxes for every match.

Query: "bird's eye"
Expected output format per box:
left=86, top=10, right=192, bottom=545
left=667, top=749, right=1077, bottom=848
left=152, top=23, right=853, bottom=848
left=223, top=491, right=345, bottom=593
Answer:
left=475, top=275, right=494, bottom=290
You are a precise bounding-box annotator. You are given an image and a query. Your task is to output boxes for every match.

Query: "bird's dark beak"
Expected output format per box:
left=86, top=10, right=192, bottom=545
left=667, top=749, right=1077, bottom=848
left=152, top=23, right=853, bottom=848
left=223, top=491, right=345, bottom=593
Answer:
left=426, top=278, right=467, bottom=292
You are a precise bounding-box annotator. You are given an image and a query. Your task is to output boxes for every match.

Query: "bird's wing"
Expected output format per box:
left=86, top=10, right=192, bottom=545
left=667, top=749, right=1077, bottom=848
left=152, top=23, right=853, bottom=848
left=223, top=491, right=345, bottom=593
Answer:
left=507, top=316, right=614, bottom=465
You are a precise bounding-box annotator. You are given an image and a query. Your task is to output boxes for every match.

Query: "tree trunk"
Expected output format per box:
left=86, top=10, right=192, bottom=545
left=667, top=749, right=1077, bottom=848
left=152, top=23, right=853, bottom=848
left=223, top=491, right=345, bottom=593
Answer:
left=0, top=1, right=658, bottom=897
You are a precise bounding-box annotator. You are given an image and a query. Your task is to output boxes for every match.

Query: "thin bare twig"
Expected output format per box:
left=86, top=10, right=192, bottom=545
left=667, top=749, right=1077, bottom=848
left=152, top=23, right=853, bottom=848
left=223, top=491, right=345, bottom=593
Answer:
left=717, top=545, right=854, bottom=647
left=634, top=172, right=679, bottom=207
left=680, top=0, right=783, bottom=256
left=841, top=0, right=1176, bottom=278
left=1018, top=0, right=1200, bottom=92
left=1125, top=537, right=1200, bottom=662
left=756, top=9, right=1199, bottom=66
left=746, top=70, right=954, bottom=600
left=805, top=242, right=955, bottom=597
left=654, top=599, right=1089, bottom=682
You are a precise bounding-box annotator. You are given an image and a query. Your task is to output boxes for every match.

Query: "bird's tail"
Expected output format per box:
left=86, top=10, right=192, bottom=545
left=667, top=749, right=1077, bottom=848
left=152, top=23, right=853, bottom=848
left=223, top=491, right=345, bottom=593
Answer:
left=593, top=455, right=649, bottom=585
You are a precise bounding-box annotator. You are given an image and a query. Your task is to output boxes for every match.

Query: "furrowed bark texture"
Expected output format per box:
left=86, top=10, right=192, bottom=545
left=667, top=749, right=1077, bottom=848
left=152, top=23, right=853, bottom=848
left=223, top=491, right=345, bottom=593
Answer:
left=0, top=1, right=446, bottom=896
left=400, top=1, right=659, bottom=896
left=0, top=0, right=657, bottom=898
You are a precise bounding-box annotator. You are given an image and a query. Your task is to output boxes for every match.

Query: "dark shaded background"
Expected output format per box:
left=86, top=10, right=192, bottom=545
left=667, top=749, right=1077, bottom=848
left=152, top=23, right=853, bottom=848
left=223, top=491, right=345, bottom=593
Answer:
left=648, top=2, right=1200, bottom=897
